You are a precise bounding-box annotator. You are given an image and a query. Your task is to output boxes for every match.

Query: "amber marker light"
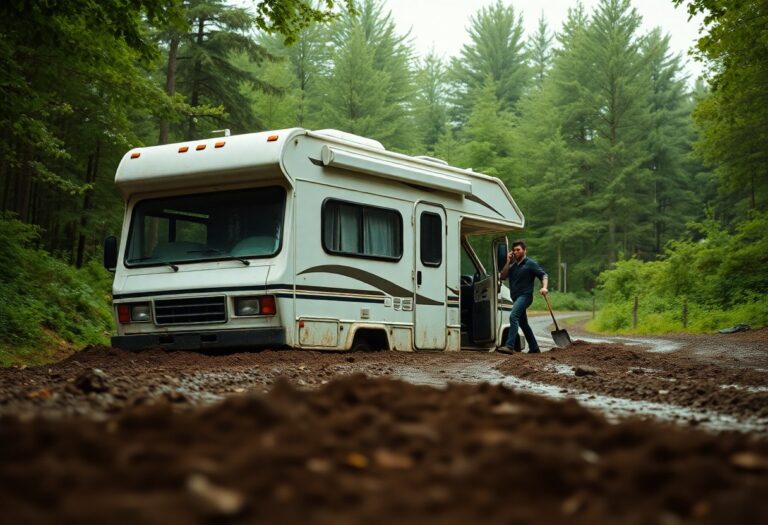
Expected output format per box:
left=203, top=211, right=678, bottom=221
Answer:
left=215, top=141, right=225, bottom=148
left=267, top=135, right=279, bottom=142
left=196, top=144, right=206, bottom=150
left=130, top=152, right=141, bottom=159
left=178, top=146, right=189, bottom=153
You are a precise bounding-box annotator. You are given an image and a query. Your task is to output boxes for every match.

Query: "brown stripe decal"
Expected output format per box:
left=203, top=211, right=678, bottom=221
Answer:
left=298, top=265, right=443, bottom=306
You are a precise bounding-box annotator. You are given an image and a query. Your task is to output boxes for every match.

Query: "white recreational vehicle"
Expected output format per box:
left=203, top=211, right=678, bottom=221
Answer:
left=103, top=128, right=526, bottom=352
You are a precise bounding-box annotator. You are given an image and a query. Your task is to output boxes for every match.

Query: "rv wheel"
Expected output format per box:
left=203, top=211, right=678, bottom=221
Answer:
left=350, top=329, right=389, bottom=352
left=351, top=340, right=371, bottom=352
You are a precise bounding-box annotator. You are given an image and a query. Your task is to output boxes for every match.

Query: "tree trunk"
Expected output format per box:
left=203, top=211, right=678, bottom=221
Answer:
left=159, top=37, right=180, bottom=145
left=187, top=18, right=206, bottom=140
left=556, top=241, right=562, bottom=293
left=14, top=145, right=32, bottom=222
left=75, top=142, right=100, bottom=268
left=608, top=217, right=616, bottom=264
left=1, top=154, right=10, bottom=212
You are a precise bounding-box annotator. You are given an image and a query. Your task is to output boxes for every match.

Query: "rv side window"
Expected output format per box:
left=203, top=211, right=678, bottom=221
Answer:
left=322, top=199, right=402, bottom=260
left=420, top=212, right=442, bottom=267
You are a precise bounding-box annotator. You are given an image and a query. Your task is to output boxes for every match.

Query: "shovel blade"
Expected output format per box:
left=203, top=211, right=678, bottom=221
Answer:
left=551, top=329, right=572, bottom=348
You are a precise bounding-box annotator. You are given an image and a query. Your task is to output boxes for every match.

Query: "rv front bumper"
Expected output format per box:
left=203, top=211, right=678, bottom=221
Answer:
left=112, top=328, right=286, bottom=351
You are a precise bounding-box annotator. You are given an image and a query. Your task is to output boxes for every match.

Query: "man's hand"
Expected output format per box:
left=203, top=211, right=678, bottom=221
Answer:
left=540, top=287, right=549, bottom=296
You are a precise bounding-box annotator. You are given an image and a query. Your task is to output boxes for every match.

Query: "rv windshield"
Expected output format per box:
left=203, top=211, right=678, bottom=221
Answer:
left=125, top=186, right=285, bottom=267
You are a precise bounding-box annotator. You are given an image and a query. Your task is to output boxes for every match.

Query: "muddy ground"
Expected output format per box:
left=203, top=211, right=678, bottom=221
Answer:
left=1, top=324, right=767, bottom=524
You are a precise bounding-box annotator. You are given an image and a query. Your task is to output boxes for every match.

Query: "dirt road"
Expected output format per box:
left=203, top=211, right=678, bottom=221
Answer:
left=1, top=321, right=767, bottom=523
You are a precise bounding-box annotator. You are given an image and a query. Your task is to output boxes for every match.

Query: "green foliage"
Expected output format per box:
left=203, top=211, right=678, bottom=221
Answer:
left=531, top=292, right=596, bottom=313
left=412, top=52, right=449, bottom=152
left=449, top=0, right=530, bottom=120
left=674, top=0, right=768, bottom=219
left=252, top=0, right=356, bottom=45
left=316, top=0, right=417, bottom=151
left=591, top=212, right=768, bottom=333
left=453, top=80, right=515, bottom=176
left=0, top=217, right=113, bottom=366
left=1, top=0, right=761, bottom=357
left=163, top=0, right=269, bottom=139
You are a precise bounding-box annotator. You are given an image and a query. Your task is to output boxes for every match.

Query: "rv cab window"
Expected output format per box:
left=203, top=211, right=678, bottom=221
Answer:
left=125, top=186, right=285, bottom=267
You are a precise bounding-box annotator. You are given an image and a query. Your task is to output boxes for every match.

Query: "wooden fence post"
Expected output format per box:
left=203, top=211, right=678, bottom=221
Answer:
left=633, top=296, right=638, bottom=329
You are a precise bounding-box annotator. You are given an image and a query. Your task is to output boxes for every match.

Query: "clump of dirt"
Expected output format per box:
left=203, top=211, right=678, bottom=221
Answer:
left=2, top=375, right=767, bottom=524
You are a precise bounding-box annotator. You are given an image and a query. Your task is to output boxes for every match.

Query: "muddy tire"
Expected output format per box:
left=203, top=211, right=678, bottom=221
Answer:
left=350, top=329, right=388, bottom=352
left=350, top=340, right=372, bottom=352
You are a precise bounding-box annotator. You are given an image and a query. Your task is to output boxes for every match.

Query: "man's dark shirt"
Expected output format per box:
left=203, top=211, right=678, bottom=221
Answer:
left=508, top=257, right=547, bottom=298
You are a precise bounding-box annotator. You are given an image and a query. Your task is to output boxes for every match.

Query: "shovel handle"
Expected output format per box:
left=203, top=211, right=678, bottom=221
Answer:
left=543, top=294, right=560, bottom=331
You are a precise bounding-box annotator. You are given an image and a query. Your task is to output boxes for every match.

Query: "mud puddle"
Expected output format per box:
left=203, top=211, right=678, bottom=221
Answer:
left=390, top=360, right=767, bottom=434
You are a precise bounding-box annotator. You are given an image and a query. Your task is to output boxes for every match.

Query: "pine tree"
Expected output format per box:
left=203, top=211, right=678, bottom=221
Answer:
left=529, top=13, right=554, bottom=91
left=320, top=24, right=394, bottom=139
left=257, top=22, right=334, bottom=128
left=163, top=0, right=271, bottom=140
left=551, top=0, right=653, bottom=264
left=449, top=0, right=530, bottom=120
left=453, top=80, right=515, bottom=178
left=674, top=0, right=768, bottom=218
left=642, top=28, right=699, bottom=255
left=319, top=0, right=416, bottom=151
left=512, top=82, right=597, bottom=291
left=413, top=51, right=449, bottom=153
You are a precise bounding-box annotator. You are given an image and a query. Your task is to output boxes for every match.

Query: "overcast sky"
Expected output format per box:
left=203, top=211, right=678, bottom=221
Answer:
left=382, top=0, right=705, bottom=81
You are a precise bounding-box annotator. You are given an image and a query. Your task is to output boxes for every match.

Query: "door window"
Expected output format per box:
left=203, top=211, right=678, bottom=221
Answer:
left=420, top=212, right=442, bottom=267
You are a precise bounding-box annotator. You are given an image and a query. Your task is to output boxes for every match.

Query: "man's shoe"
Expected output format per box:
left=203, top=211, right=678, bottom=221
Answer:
left=497, top=345, right=516, bottom=354
left=527, top=348, right=541, bottom=354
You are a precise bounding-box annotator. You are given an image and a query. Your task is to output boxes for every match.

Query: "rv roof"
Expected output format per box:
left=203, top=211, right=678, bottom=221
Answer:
left=312, top=129, right=385, bottom=150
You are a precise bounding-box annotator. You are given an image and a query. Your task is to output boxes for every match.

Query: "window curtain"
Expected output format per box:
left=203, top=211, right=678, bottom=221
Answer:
left=324, top=203, right=361, bottom=253
left=364, top=208, right=398, bottom=257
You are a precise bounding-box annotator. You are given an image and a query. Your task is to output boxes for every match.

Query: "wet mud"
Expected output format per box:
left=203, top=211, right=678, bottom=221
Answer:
left=1, top=327, right=767, bottom=523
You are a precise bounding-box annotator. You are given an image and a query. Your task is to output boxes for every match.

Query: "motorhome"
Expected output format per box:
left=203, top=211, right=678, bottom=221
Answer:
left=103, top=128, right=525, bottom=352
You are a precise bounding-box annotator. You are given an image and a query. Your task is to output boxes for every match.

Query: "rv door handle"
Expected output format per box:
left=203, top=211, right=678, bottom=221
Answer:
left=417, top=271, right=422, bottom=286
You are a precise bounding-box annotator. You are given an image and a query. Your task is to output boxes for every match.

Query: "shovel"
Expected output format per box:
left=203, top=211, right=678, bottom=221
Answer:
left=543, top=294, right=572, bottom=347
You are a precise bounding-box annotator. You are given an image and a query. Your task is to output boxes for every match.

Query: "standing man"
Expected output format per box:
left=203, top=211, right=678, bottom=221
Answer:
left=499, top=240, right=548, bottom=353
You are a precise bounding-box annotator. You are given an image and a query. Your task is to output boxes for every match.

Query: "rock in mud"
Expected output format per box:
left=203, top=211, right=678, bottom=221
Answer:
left=574, top=365, right=598, bottom=377
left=73, top=368, right=110, bottom=393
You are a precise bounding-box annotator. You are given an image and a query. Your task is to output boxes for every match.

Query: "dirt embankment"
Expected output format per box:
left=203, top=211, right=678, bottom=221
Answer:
left=1, top=328, right=767, bottom=523
left=3, top=374, right=768, bottom=525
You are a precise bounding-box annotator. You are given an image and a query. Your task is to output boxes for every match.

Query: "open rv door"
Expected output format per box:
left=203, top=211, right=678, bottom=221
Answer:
left=472, top=236, right=508, bottom=345
left=493, top=236, right=509, bottom=290
left=470, top=236, right=507, bottom=344
left=471, top=272, right=495, bottom=343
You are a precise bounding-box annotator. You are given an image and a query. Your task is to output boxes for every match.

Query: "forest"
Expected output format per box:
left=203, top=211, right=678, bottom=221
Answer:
left=0, top=0, right=766, bottom=361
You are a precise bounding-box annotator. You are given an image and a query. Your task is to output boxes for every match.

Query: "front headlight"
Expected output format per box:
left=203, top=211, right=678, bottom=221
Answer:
left=131, top=304, right=151, bottom=322
left=233, top=296, right=276, bottom=317
left=235, top=297, right=260, bottom=316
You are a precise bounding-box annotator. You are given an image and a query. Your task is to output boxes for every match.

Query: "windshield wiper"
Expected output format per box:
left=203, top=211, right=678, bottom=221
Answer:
left=129, top=257, right=179, bottom=272
left=188, top=248, right=250, bottom=266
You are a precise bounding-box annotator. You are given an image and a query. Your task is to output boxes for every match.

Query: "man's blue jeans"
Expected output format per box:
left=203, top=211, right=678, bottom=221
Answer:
left=505, top=294, right=539, bottom=351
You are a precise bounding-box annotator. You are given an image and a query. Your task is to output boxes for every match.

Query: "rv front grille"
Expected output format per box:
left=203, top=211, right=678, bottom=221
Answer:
left=154, top=296, right=227, bottom=325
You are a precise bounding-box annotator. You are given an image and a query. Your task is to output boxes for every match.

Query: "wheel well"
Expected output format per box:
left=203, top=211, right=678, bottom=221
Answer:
left=351, top=328, right=390, bottom=351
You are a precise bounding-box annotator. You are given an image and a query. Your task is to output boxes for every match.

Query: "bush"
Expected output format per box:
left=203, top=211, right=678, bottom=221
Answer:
left=590, top=212, right=768, bottom=334
left=0, top=216, right=114, bottom=366
left=530, top=291, right=596, bottom=312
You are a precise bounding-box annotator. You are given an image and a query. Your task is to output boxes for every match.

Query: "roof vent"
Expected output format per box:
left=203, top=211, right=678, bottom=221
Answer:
left=313, top=129, right=385, bottom=150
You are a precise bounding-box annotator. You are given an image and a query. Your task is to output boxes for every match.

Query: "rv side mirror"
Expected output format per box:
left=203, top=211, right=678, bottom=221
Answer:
left=104, top=236, right=118, bottom=271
